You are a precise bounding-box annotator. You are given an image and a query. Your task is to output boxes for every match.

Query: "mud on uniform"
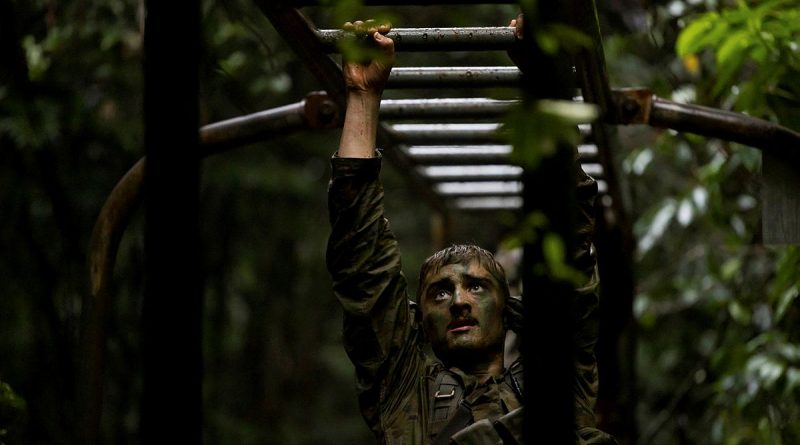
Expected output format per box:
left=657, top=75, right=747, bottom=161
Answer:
left=326, top=153, right=616, bottom=444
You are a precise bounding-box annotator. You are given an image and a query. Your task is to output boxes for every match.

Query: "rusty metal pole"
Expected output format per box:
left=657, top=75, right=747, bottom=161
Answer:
left=140, top=1, right=202, bottom=443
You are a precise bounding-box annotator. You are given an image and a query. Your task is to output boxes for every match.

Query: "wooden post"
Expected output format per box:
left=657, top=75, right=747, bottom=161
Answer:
left=763, top=151, right=800, bottom=245
left=141, top=1, right=202, bottom=443
left=518, top=2, right=578, bottom=442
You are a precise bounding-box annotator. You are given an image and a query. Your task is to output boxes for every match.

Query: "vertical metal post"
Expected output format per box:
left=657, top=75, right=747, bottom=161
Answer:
left=518, top=2, right=578, bottom=443
left=141, top=1, right=202, bottom=443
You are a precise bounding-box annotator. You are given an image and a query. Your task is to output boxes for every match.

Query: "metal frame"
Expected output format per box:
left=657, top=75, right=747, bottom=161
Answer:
left=81, top=1, right=800, bottom=443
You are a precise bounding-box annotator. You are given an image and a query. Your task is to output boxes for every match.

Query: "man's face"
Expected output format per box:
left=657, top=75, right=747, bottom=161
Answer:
left=420, top=261, right=506, bottom=361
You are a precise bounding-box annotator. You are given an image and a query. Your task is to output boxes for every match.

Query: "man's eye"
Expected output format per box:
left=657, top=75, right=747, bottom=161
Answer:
left=434, top=290, right=450, bottom=301
left=469, top=284, right=483, bottom=293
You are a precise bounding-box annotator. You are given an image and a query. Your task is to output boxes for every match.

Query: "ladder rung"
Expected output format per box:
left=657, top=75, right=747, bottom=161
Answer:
left=451, top=196, right=522, bottom=211
left=435, top=181, right=522, bottom=196
left=581, top=163, right=605, bottom=180
left=390, top=123, right=504, bottom=144
left=596, top=179, right=607, bottom=194
left=380, top=98, right=516, bottom=119
left=419, top=164, right=522, bottom=181
left=577, top=144, right=599, bottom=163
left=390, top=123, right=598, bottom=146
left=317, top=27, right=516, bottom=52
left=405, top=144, right=599, bottom=164
left=388, top=66, right=520, bottom=88
left=404, top=144, right=512, bottom=164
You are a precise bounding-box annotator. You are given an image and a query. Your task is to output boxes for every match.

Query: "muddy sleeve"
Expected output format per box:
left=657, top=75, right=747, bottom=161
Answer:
left=326, top=154, right=423, bottom=431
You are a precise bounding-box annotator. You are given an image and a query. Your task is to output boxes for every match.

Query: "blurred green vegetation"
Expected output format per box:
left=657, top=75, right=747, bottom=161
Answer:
left=0, top=0, right=798, bottom=444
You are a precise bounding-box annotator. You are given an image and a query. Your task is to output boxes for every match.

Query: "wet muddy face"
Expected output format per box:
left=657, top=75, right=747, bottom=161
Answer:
left=420, top=261, right=506, bottom=362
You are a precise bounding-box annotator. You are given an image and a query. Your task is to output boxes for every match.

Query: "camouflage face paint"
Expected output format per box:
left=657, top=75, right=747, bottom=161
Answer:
left=420, top=261, right=506, bottom=370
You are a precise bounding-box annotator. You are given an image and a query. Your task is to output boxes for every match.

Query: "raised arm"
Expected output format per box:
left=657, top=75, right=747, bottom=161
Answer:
left=337, top=20, right=395, bottom=158
left=327, top=22, right=425, bottom=435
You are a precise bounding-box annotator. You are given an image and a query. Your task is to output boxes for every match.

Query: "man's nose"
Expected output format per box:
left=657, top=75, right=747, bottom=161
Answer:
left=450, top=288, right=471, bottom=313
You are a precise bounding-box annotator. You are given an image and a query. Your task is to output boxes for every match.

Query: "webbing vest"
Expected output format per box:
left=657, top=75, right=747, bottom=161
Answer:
left=427, top=359, right=525, bottom=445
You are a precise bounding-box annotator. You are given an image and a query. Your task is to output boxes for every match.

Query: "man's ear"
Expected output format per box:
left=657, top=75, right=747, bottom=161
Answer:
left=504, top=296, right=524, bottom=334
left=409, top=299, right=423, bottom=323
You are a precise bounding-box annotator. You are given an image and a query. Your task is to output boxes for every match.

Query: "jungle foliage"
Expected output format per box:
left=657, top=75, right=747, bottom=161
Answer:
left=0, top=0, right=798, bottom=444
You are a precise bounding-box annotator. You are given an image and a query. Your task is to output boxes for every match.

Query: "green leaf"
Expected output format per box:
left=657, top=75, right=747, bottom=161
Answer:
left=676, top=13, right=722, bottom=56
left=775, top=287, right=798, bottom=322
left=505, top=100, right=595, bottom=170
left=636, top=198, right=677, bottom=255
left=535, top=32, right=559, bottom=55
left=716, top=30, right=753, bottom=68
left=721, top=257, right=742, bottom=281
left=542, top=232, right=582, bottom=284
left=537, top=99, right=598, bottom=124
left=729, top=300, right=751, bottom=325
left=544, top=23, right=592, bottom=53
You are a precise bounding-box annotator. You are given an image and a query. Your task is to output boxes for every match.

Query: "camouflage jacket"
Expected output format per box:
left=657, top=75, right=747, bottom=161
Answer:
left=326, top=154, right=615, bottom=444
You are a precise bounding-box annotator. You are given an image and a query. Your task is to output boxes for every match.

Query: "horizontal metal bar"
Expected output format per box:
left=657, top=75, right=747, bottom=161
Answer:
left=388, top=66, right=521, bottom=88
left=610, top=88, right=800, bottom=161
left=200, top=101, right=306, bottom=153
left=577, top=144, right=599, bottom=163
left=650, top=97, right=800, bottom=161
left=596, top=179, right=608, bottom=194
left=451, top=196, right=523, bottom=210
left=435, top=181, right=522, bottom=196
left=390, top=123, right=505, bottom=144
left=317, top=27, right=516, bottom=52
left=404, top=144, right=512, bottom=164
left=419, top=164, right=522, bottom=181
left=581, top=162, right=605, bottom=179
left=380, top=98, right=516, bottom=119
left=199, top=92, right=342, bottom=155
left=405, top=143, right=599, bottom=165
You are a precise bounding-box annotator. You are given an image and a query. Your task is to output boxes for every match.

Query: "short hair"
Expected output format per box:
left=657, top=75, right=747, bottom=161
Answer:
left=416, top=244, right=511, bottom=303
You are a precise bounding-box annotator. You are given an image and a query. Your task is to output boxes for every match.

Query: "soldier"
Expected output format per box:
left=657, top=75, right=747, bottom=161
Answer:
left=326, top=19, right=615, bottom=444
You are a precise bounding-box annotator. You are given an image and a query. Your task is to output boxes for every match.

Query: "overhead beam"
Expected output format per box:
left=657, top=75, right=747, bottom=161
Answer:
left=317, top=26, right=517, bottom=52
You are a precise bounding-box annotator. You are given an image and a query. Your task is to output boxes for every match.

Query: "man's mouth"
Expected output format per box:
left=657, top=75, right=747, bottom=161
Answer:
left=447, top=318, right=477, bottom=333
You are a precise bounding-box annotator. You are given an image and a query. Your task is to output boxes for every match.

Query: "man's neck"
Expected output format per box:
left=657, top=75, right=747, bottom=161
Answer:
left=447, top=353, right=505, bottom=382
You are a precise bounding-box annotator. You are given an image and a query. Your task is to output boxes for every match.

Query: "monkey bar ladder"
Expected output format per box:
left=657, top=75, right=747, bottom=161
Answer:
left=80, top=0, right=800, bottom=443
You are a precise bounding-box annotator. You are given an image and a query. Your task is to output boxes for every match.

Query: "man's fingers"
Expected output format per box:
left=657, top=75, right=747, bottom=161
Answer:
left=377, top=22, right=391, bottom=34
left=512, top=14, right=524, bottom=39
left=373, top=31, right=394, bottom=55
left=343, top=19, right=391, bottom=35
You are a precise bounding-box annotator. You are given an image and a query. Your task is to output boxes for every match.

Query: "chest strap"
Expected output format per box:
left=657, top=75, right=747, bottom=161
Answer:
left=504, top=359, right=524, bottom=402
left=428, top=370, right=465, bottom=443
left=429, top=360, right=524, bottom=445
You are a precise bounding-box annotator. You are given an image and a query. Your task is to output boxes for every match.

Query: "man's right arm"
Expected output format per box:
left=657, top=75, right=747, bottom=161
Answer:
left=326, top=24, right=424, bottom=430
left=337, top=21, right=393, bottom=159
